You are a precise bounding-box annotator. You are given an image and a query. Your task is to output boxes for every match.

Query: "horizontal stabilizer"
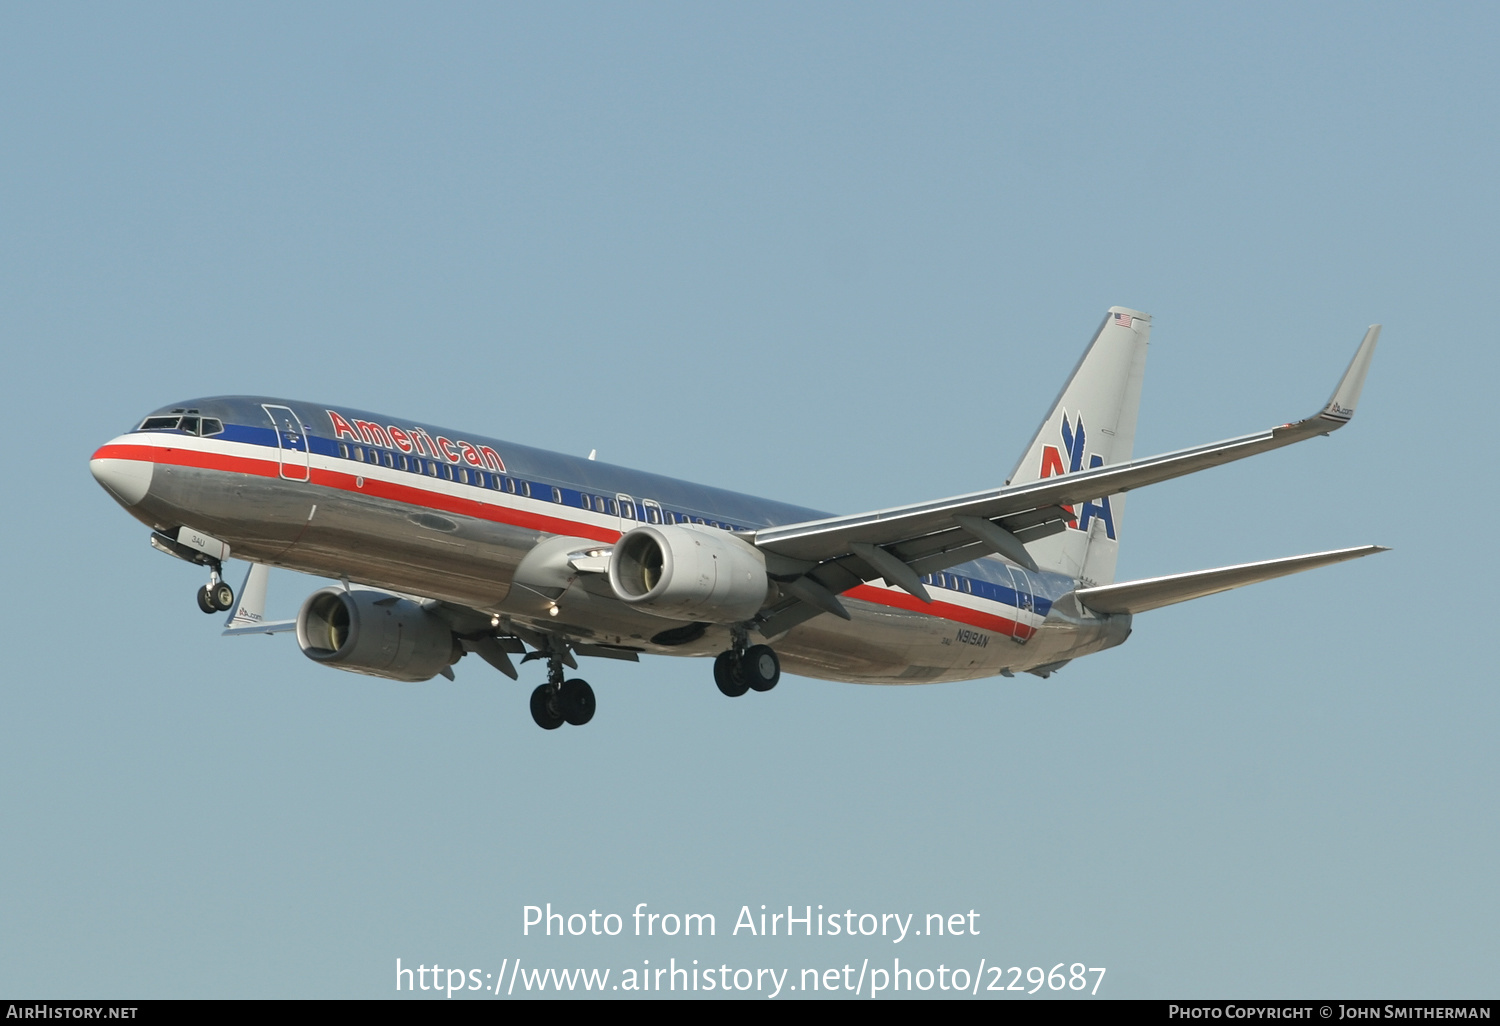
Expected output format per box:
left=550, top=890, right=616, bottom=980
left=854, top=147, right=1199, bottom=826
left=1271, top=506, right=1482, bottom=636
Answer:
left=1074, top=545, right=1389, bottom=614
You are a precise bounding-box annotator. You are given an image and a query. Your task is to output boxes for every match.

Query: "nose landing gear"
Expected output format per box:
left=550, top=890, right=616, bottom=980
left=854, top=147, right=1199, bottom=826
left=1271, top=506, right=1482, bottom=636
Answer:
left=195, top=568, right=234, bottom=614
left=714, top=641, right=780, bottom=697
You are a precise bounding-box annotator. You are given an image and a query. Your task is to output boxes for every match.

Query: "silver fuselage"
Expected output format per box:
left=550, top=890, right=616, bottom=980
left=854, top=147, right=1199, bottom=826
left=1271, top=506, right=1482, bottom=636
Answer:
left=90, top=396, right=1131, bottom=683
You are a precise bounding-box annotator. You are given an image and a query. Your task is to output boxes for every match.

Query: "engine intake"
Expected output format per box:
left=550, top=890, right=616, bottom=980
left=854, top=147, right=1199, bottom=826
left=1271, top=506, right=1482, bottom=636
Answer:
left=609, top=524, right=770, bottom=623
left=296, top=587, right=458, bottom=682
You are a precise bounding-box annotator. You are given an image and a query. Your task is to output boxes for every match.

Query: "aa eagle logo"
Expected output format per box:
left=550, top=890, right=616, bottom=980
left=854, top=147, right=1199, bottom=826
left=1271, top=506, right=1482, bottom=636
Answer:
left=1038, top=411, right=1117, bottom=540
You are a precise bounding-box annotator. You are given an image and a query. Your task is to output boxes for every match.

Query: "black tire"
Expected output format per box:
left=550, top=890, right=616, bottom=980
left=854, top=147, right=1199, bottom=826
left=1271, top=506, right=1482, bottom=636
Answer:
left=529, top=684, right=565, bottom=730
left=196, top=585, right=218, bottom=614
left=211, top=582, right=235, bottom=611
left=560, top=679, right=596, bottom=726
left=742, top=645, right=781, bottom=692
left=714, top=650, right=749, bottom=697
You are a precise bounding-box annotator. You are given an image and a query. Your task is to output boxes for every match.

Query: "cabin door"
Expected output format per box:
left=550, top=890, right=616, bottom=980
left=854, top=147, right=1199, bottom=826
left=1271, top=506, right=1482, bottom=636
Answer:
left=262, top=404, right=311, bottom=482
left=1007, top=567, right=1035, bottom=642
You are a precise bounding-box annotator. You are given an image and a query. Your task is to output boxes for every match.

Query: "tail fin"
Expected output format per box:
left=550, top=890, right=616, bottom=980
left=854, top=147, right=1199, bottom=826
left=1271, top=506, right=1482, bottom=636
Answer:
left=1007, top=306, right=1150, bottom=586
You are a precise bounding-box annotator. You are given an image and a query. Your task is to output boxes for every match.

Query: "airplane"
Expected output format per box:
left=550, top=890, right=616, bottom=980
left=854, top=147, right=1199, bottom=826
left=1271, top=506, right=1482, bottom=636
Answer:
left=88, top=307, right=1385, bottom=731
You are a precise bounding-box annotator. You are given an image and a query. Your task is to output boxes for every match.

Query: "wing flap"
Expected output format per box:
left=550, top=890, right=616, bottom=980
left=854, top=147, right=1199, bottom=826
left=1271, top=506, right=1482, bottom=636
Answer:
left=1072, top=544, right=1389, bottom=615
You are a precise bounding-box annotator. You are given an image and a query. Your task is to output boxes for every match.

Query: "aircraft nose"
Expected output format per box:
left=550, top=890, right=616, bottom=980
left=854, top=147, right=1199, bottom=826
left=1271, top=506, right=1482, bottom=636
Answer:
left=90, top=444, right=154, bottom=506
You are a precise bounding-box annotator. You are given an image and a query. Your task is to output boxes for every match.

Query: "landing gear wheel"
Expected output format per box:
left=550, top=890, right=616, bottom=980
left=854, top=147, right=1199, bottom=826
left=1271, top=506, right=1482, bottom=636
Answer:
left=741, top=645, right=780, bottom=692
left=714, top=650, right=749, bottom=697
left=529, top=684, right=565, bottom=730
left=560, top=679, right=596, bottom=726
left=211, top=582, right=235, bottom=611
left=196, top=585, right=218, bottom=614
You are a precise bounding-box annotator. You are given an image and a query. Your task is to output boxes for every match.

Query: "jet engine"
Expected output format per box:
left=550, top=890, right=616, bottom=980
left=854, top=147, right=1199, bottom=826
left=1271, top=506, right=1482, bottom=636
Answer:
left=608, top=524, right=771, bottom=622
left=295, top=587, right=459, bottom=682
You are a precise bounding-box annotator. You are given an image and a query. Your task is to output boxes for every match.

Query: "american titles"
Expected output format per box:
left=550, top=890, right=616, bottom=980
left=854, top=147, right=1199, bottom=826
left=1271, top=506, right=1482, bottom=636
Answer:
left=326, top=409, right=505, bottom=473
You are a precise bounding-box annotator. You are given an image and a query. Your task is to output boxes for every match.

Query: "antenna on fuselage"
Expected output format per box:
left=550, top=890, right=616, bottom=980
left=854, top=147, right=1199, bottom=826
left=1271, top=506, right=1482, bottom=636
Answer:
left=587, top=449, right=596, bottom=460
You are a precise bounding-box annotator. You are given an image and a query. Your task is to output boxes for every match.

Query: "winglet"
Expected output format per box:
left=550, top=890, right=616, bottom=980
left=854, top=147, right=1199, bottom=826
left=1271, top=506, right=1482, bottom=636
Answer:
left=1318, top=325, right=1380, bottom=426
left=222, top=562, right=297, bottom=636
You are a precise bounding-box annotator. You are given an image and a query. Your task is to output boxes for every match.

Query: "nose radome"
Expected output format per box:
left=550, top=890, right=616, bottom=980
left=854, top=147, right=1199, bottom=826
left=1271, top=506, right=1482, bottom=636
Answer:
left=90, top=449, right=153, bottom=506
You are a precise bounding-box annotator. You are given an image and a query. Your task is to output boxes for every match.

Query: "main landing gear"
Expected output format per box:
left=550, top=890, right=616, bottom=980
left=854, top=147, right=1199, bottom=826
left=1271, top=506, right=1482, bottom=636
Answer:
left=529, top=650, right=595, bottom=730
left=714, top=643, right=780, bottom=698
left=195, top=567, right=234, bottom=614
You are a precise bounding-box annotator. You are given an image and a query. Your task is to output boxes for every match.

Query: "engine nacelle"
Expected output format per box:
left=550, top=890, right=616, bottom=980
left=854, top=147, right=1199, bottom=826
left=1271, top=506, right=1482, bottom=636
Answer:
left=608, top=523, right=771, bottom=623
left=295, top=587, right=459, bottom=682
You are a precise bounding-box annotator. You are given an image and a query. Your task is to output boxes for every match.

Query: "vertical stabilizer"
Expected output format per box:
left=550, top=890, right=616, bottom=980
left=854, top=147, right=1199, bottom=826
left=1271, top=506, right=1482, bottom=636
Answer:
left=1006, top=307, right=1150, bottom=586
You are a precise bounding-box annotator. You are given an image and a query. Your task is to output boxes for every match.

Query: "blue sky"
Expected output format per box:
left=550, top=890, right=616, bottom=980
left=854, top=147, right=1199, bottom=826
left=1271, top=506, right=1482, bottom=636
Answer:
left=2, top=2, right=1495, bottom=998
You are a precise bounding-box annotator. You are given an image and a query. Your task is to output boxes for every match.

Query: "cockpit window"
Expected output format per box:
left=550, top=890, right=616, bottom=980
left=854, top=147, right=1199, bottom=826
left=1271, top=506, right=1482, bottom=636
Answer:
left=137, top=415, right=225, bottom=435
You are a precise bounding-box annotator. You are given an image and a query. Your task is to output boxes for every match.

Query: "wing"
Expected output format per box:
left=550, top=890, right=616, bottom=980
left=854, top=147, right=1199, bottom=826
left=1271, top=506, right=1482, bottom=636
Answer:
left=749, top=325, right=1380, bottom=630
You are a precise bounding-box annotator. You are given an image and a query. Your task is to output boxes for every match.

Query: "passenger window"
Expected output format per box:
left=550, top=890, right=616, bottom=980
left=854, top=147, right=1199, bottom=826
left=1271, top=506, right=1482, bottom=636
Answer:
left=647, top=508, right=661, bottom=524
left=963, top=578, right=972, bottom=594
left=427, top=462, right=439, bottom=477
left=694, top=517, right=706, bottom=525
left=384, top=453, right=395, bottom=468
left=354, top=447, right=365, bottom=462
left=200, top=418, right=223, bottom=436
left=621, top=503, right=635, bottom=520
left=604, top=498, right=616, bottom=515
left=457, top=468, right=468, bottom=484
left=551, top=486, right=562, bottom=503
left=339, top=444, right=349, bottom=459
left=505, top=477, right=516, bottom=494
left=520, top=481, right=531, bottom=498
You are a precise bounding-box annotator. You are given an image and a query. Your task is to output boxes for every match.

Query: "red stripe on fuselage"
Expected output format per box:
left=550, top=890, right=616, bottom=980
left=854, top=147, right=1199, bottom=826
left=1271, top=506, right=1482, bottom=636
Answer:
left=91, top=442, right=619, bottom=543
left=844, top=584, right=1033, bottom=640
left=94, top=441, right=1033, bottom=637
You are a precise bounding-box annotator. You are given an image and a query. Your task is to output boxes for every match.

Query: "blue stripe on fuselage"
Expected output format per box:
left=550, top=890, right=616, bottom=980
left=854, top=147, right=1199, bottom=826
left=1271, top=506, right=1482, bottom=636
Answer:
left=134, top=395, right=1059, bottom=620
